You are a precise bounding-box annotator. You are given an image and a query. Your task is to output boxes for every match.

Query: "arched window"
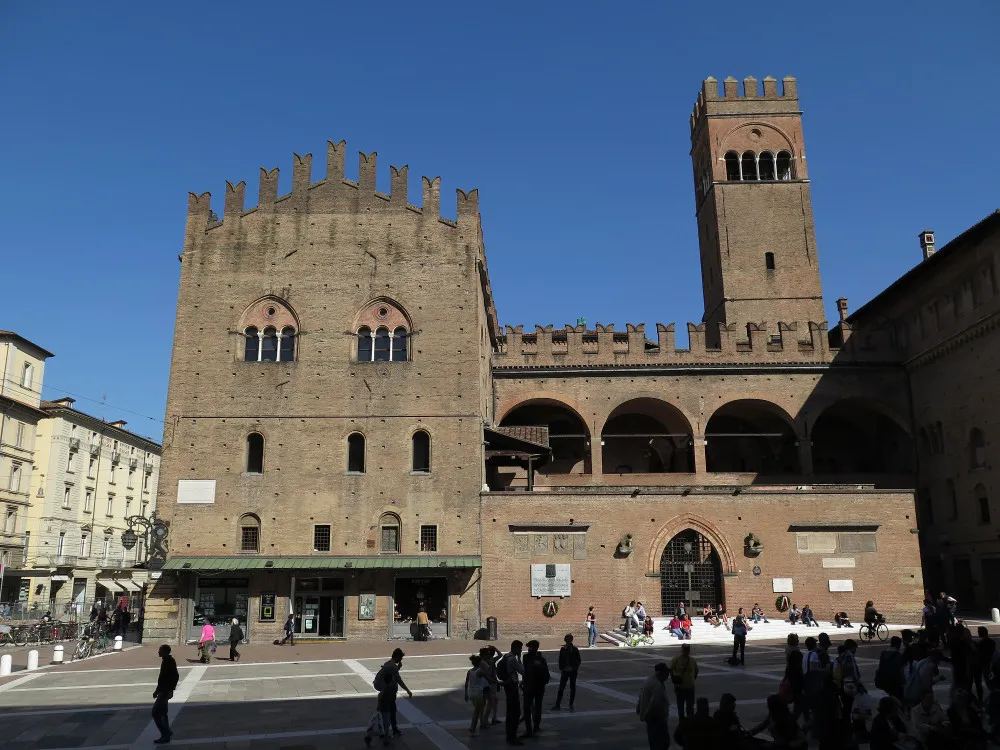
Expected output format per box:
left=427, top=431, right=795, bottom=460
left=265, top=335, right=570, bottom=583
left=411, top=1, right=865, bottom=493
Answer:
left=758, top=151, right=775, bottom=180
left=947, top=479, right=959, bottom=520
left=358, top=327, right=373, bottom=361
left=976, top=484, right=991, bottom=524
left=347, top=433, right=366, bottom=474
left=379, top=513, right=400, bottom=553
left=279, top=327, right=296, bottom=361
left=246, top=433, right=264, bottom=474
left=239, top=514, right=260, bottom=553
left=392, top=327, right=408, bottom=362
left=740, top=151, right=758, bottom=181
left=412, top=430, right=430, bottom=473
left=765, top=252, right=775, bottom=271
left=20, top=363, right=33, bottom=388
left=260, top=327, right=278, bottom=362
left=244, top=327, right=259, bottom=362
left=724, top=151, right=740, bottom=181
left=776, top=150, right=793, bottom=180
left=970, top=428, right=986, bottom=469
left=374, top=327, right=391, bottom=362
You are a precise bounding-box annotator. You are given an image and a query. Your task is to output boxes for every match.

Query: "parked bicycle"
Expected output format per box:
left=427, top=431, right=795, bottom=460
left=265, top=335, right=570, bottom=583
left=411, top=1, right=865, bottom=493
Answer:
left=625, top=632, right=655, bottom=647
left=73, top=622, right=111, bottom=660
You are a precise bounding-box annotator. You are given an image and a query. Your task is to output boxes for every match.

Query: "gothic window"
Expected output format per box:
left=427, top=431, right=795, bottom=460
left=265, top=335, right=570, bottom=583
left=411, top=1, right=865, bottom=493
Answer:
left=740, top=151, right=758, bottom=181
left=239, top=514, right=260, bottom=553
left=970, top=428, right=986, bottom=469
left=354, top=299, right=412, bottom=362
left=374, top=327, right=391, bottom=362
left=246, top=433, right=264, bottom=474
left=724, top=151, right=740, bottom=181
left=776, top=150, right=793, bottom=180
left=379, top=513, right=401, bottom=553
left=765, top=252, right=776, bottom=271
left=357, top=327, right=373, bottom=361
left=412, top=430, right=431, bottom=473
left=239, top=298, right=298, bottom=362
left=347, top=433, right=366, bottom=474
left=758, top=151, right=775, bottom=180
left=392, top=327, right=408, bottom=362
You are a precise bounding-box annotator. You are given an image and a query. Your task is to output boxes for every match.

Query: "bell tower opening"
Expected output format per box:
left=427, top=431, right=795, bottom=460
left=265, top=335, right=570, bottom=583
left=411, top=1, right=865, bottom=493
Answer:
left=690, top=75, right=825, bottom=342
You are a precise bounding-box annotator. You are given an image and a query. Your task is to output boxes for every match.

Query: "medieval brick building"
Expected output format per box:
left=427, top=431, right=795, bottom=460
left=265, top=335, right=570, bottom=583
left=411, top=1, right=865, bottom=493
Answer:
left=145, top=76, right=929, bottom=643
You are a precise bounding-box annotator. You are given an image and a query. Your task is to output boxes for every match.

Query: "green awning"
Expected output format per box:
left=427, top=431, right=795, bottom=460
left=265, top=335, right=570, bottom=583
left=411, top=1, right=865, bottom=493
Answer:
left=161, top=555, right=482, bottom=572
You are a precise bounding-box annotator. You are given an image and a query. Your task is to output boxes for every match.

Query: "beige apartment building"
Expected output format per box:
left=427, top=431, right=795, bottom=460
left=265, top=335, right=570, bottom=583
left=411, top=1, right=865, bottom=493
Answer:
left=0, top=331, right=52, bottom=603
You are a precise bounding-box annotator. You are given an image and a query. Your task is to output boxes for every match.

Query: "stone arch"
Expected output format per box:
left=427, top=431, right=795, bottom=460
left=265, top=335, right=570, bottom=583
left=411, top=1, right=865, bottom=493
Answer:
left=353, top=296, right=412, bottom=331
left=704, top=398, right=800, bottom=474
left=599, top=396, right=695, bottom=474
left=720, top=121, right=796, bottom=155
left=647, top=513, right=738, bottom=575
left=498, top=397, right=591, bottom=474
left=810, top=397, right=914, bottom=474
left=496, top=393, right=588, bottom=425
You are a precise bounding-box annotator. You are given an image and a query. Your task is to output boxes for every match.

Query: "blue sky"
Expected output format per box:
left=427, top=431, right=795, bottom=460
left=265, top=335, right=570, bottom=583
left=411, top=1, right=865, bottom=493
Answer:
left=1, top=1, right=997, bottom=438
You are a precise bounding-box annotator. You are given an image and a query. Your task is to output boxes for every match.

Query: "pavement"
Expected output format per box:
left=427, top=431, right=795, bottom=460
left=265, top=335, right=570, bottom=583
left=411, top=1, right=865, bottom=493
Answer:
left=0, top=627, right=972, bottom=750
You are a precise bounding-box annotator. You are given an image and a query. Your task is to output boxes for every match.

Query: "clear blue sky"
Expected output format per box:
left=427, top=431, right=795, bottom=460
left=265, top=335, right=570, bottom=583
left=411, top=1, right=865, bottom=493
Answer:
left=1, top=1, right=997, bottom=438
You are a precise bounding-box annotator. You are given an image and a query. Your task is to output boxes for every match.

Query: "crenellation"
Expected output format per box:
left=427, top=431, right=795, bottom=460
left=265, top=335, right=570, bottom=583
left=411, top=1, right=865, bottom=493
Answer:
left=357, top=151, right=377, bottom=196
left=292, top=152, right=312, bottom=195
left=782, top=75, right=798, bottom=98
left=422, top=176, right=441, bottom=220
left=223, top=180, right=245, bottom=222
left=258, top=167, right=279, bottom=208
left=326, top=139, right=347, bottom=183
left=722, top=76, right=739, bottom=98
left=762, top=76, right=778, bottom=97
left=742, top=76, right=758, bottom=98
left=390, top=165, right=408, bottom=207
left=456, top=188, right=479, bottom=227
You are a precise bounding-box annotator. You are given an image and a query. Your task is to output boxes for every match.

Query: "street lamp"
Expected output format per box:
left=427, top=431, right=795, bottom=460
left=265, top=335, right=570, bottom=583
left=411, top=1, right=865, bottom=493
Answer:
left=120, top=511, right=169, bottom=570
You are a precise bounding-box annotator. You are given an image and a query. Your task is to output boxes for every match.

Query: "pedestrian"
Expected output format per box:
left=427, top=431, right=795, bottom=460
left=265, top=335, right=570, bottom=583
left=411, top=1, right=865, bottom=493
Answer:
left=364, top=648, right=412, bottom=747
left=280, top=613, right=295, bottom=645
left=552, top=633, right=581, bottom=711
left=874, top=636, right=904, bottom=702
left=152, top=644, right=179, bottom=745
left=673, top=696, right=715, bottom=750
left=869, top=696, right=908, bottom=750
left=788, top=603, right=801, bottom=625
left=783, top=633, right=804, bottom=719
left=586, top=605, right=598, bottom=648
left=749, top=694, right=806, bottom=748
left=676, top=601, right=687, bottom=619
left=835, top=639, right=864, bottom=737
left=197, top=619, right=215, bottom=663
left=669, top=642, right=698, bottom=720
left=637, top=662, right=670, bottom=750
left=479, top=646, right=501, bottom=727
left=122, top=605, right=132, bottom=636
left=497, top=640, right=525, bottom=746
left=751, top=602, right=769, bottom=623
left=975, top=625, right=996, bottom=702
left=136, top=606, right=145, bottom=644
left=96, top=604, right=109, bottom=634
left=520, top=640, right=550, bottom=737
left=731, top=607, right=751, bottom=665
left=89, top=601, right=99, bottom=623
left=415, top=607, right=430, bottom=641
left=464, top=654, right=487, bottom=736
left=228, top=618, right=244, bottom=662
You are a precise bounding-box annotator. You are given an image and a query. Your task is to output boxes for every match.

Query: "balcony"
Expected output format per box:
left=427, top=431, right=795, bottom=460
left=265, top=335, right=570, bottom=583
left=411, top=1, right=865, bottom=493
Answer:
left=69, top=437, right=81, bottom=451
left=129, top=457, right=138, bottom=469
left=98, top=556, right=127, bottom=569
left=144, top=456, right=154, bottom=472
left=89, top=442, right=100, bottom=456
left=111, top=450, right=121, bottom=464
left=40, top=554, right=79, bottom=567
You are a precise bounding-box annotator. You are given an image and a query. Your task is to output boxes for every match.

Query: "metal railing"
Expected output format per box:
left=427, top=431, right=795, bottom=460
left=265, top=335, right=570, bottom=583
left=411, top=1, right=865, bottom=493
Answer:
left=89, top=442, right=100, bottom=456
left=69, top=437, right=81, bottom=450
left=39, top=554, right=79, bottom=567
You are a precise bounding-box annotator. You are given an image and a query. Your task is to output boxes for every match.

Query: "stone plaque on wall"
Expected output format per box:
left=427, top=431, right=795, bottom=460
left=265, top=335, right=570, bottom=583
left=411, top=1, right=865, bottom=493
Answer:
left=514, top=535, right=530, bottom=559
left=573, top=534, right=587, bottom=560
left=772, top=578, right=794, bottom=593
left=533, top=534, right=548, bottom=555
left=828, top=579, right=854, bottom=592
left=553, top=534, right=570, bottom=554
left=531, top=564, right=571, bottom=596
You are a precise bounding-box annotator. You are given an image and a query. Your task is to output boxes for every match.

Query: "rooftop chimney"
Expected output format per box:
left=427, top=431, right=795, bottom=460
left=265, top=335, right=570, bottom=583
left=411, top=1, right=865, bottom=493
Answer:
left=836, top=297, right=849, bottom=322
left=919, top=230, right=936, bottom=260
left=108, top=420, right=128, bottom=429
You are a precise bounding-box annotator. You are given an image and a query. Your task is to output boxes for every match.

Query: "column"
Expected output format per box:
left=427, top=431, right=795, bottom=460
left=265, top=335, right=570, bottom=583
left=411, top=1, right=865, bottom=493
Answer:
left=797, top=438, right=814, bottom=476
left=693, top=437, right=707, bottom=474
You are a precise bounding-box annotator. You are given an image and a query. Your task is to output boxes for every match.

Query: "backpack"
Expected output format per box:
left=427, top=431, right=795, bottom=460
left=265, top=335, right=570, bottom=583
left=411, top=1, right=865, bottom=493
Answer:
left=622, top=607, right=629, bottom=618
left=372, top=666, right=387, bottom=692
left=496, top=654, right=511, bottom=683
left=732, top=618, right=747, bottom=637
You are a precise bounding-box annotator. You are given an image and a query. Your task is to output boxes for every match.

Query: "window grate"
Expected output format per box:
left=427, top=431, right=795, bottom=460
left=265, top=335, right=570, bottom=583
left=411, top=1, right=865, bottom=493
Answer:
left=381, top=525, right=399, bottom=554
left=241, top=526, right=259, bottom=553
left=314, top=525, right=331, bottom=552
left=420, top=525, right=437, bottom=552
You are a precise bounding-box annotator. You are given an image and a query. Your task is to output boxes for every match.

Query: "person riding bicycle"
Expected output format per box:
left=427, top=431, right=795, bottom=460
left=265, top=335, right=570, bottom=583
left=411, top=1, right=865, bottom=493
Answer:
left=40, top=611, right=53, bottom=624
left=864, top=600, right=884, bottom=627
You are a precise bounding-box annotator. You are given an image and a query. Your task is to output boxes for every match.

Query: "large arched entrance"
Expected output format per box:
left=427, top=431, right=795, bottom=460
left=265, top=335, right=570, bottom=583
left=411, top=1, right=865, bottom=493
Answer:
left=659, top=530, right=723, bottom=616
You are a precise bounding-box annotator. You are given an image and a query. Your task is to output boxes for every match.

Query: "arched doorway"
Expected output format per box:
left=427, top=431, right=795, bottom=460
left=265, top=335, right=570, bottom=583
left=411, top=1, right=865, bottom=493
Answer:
left=659, top=530, right=723, bottom=616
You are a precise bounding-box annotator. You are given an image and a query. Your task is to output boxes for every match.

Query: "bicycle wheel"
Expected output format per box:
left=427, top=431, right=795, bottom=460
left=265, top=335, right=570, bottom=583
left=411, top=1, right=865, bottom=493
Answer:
left=73, top=640, right=89, bottom=660
left=858, top=625, right=872, bottom=643
left=642, top=635, right=655, bottom=645
left=12, top=627, right=28, bottom=647
left=875, top=623, right=889, bottom=642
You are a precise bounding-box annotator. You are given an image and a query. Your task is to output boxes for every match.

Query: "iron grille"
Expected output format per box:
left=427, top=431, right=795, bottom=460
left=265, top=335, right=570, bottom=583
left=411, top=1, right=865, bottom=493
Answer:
left=658, top=530, right=722, bottom=617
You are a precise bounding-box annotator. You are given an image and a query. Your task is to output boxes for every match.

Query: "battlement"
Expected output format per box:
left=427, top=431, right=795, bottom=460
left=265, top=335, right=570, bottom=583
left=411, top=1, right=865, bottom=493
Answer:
left=185, top=140, right=479, bottom=234
left=691, top=75, right=800, bottom=132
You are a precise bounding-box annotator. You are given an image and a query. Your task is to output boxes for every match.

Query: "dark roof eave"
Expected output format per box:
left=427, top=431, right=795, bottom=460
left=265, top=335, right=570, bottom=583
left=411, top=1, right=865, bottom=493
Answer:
left=0, top=331, right=55, bottom=358
left=0, top=394, right=49, bottom=419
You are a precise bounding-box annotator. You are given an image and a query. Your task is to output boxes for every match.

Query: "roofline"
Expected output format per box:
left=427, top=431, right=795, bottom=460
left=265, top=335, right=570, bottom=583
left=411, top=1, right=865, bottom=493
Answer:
left=0, top=394, right=49, bottom=419
left=848, top=209, right=1000, bottom=323
left=0, top=331, right=55, bottom=358
left=40, top=402, right=162, bottom=451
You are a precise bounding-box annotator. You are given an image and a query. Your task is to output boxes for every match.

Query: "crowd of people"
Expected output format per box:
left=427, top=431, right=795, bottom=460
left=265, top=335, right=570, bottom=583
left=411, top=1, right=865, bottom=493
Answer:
left=88, top=599, right=144, bottom=642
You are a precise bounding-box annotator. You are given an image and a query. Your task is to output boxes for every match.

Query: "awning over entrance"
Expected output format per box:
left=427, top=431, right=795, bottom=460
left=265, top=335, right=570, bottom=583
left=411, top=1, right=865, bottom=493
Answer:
left=116, top=580, right=142, bottom=592
left=162, top=555, right=482, bottom=572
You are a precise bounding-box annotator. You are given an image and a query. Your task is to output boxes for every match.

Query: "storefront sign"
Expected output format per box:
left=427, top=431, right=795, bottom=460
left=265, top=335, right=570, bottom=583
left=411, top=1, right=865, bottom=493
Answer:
left=530, top=564, right=571, bottom=597
left=358, top=592, right=376, bottom=620
left=259, top=593, right=276, bottom=622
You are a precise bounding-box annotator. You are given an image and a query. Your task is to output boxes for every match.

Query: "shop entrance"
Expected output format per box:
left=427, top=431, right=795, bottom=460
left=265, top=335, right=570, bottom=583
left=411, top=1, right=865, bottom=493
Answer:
left=392, top=577, right=448, bottom=639
left=292, top=577, right=345, bottom=638
left=188, top=577, right=250, bottom=643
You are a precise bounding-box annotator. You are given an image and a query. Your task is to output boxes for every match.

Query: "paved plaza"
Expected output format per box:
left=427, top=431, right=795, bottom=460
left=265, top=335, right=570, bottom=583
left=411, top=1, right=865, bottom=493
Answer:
left=0, top=627, right=967, bottom=750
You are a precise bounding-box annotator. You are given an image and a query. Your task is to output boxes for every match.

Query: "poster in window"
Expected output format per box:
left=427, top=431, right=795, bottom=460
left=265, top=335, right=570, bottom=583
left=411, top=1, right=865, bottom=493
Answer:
left=359, top=592, right=376, bottom=620
left=259, top=593, right=276, bottom=622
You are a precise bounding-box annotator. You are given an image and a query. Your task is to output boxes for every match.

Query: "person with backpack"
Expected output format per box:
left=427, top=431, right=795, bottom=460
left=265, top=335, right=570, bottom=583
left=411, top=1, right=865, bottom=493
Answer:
left=873, top=636, right=904, bottom=702
left=551, top=633, right=581, bottom=712
left=731, top=608, right=751, bottom=665
left=669, top=642, right=699, bottom=719
left=521, top=640, right=550, bottom=738
left=904, top=648, right=945, bottom=707
left=280, top=613, right=295, bottom=646
left=498, top=640, right=525, bottom=745
left=364, top=648, right=412, bottom=747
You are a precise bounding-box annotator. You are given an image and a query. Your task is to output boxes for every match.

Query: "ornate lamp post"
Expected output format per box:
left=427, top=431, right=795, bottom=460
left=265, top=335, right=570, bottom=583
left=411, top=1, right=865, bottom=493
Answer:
left=120, top=511, right=169, bottom=570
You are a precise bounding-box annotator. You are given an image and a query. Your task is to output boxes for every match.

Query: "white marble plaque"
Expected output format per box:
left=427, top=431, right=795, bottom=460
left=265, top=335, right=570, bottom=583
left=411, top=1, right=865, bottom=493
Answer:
left=828, top=579, right=854, bottom=592
left=822, top=558, right=856, bottom=568
left=772, top=578, right=794, bottom=593
left=531, top=564, right=571, bottom=596
left=177, top=479, right=216, bottom=504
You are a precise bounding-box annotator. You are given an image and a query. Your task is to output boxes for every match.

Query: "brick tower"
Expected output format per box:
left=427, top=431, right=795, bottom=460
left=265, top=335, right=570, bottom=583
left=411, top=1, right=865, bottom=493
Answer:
left=690, top=76, right=825, bottom=335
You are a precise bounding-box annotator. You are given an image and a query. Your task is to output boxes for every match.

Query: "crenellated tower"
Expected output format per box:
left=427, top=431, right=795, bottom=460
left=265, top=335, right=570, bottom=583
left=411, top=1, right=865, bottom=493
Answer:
left=690, top=76, right=825, bottom=338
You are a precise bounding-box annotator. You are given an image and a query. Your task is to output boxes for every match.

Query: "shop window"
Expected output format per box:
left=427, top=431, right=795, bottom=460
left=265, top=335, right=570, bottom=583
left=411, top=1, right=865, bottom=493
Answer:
left=246, top=433, right=264, bottom=474
left=314, top=525, right=331, bottom=552
left=412, top=430, right=431, bottom=473
left=239, top=514, right=260, bottom=553
left=347, top=433, right=366, bottom=473
left=420, top=525, right=438, bottom=552
left=380, top=513, right=400, bottom=553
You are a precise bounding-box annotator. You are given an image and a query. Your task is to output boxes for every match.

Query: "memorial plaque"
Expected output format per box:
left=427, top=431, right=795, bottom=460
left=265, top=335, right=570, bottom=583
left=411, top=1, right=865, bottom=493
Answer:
left=259, top=592, right=276, bottom=622
left=553, top=534, right=570, bottom=554
left=772, top=578, right=794, bottom=593
left=828, top=579, right=854, bottom=592
left=530, top=563, right=571, bottom=596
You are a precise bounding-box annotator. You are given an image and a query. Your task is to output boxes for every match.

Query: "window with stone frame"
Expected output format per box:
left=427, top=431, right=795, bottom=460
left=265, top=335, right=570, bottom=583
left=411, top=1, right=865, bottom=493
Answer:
left=354, top=299, right=411, bottom=363
left=239, top=514, right=261, bottom=553
left=380, top=513, right=401, bottom=553
left=420, top=525, right=438, bottom=552
left=239, top=298, right=298, bottom=363
left=314, top=525, right=331, bottom=552
left=412, top=430, right=431, bottom=473
left=347, top=433, right=366, bottom=473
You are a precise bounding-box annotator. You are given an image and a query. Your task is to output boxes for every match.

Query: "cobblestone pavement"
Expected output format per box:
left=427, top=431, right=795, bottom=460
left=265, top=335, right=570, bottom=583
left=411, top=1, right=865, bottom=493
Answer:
left=0, top=634, right=958, bottom=749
